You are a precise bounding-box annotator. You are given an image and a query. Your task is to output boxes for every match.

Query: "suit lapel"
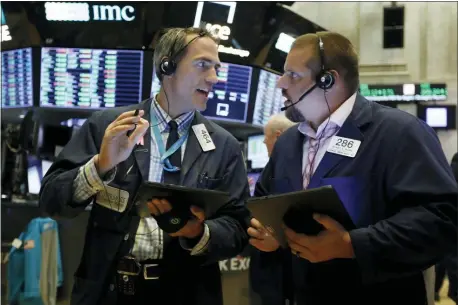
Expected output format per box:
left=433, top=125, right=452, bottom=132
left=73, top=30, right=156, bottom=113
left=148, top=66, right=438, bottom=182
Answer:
left=307, top=120, right=363, bottom=188
left=134, top=99, right=153, bottom=181
left=308, top=95, right=372, bottom=189
left=180, top=112, right=214, bottom=183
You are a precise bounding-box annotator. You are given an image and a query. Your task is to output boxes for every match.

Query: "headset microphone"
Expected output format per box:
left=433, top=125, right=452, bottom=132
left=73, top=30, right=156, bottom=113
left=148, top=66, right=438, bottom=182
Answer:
left=280, top=83, right=318, bottom=111
left=280, top=34, right=335, bottom=112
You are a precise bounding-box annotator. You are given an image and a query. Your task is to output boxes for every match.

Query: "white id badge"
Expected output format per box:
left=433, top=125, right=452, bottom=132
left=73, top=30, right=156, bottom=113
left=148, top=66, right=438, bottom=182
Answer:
left=327, top=136, right=361, bottom=158
left=95, top=185, right=129, bottom=213
left=192, top=124, right=216, bottom=152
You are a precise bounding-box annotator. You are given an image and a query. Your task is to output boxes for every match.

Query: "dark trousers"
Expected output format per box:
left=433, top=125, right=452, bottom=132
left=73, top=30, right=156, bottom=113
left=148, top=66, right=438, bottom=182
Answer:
left=435, top=254, right=458, bottom=303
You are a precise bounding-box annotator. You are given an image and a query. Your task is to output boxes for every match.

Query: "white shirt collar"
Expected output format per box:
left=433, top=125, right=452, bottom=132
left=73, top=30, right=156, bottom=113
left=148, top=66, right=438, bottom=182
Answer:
left=298, top=92, right=357, bottom=138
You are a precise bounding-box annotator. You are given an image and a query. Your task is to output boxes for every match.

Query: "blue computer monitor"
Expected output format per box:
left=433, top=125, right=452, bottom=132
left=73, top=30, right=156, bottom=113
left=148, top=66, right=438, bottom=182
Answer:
left=1, top=48, right=34, bottom=108
left=252, top=68, right=283, bottom=126
left=151, top=62, right=253, bottom=123
left=40, top=47, right=144, bottom=109
left=200, top=62, right=253, bottom=123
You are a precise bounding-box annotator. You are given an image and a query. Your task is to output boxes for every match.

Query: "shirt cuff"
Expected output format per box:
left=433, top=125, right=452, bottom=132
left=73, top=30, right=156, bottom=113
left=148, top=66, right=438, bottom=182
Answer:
left=85, top=156, right=117, bottom=190
left=179, top=223, right=210, bottom=256
left=73, top=157, right=117, bottom=202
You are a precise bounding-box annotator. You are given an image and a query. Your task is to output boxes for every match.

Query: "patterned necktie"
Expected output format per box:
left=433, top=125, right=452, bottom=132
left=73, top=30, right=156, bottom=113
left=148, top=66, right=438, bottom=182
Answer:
left=163, top=120, right=181, bottom=185
left=302, top=122, right=340, bottom=189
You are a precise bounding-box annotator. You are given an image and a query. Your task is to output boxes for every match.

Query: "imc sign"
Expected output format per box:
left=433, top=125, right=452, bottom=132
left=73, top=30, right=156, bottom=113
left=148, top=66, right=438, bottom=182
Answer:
left=45, top=2, right=135, bottom=22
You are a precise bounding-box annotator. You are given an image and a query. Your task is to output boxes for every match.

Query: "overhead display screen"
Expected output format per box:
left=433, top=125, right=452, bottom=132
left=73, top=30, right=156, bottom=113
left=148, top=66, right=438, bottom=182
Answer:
left=252, top=69, right=283, bottom=126
left=200, top=62, right=252, bottom=123
left=359, top=83, right=447, bottom=102
left=1, top=48, right=34, bottom=108
left=40, top=47, right=143, bottom=109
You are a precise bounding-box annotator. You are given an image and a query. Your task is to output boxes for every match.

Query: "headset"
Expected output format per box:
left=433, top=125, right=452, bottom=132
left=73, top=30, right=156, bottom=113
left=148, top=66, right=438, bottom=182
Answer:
left=302, top=34, right=335, bottom=187
left=115, top=29, right=206, bottom=238
left=315, top=35, right=335, bottom=91
left=280, top=34, right=335, bottom=111
left=159, top=30, right=206, bottom=76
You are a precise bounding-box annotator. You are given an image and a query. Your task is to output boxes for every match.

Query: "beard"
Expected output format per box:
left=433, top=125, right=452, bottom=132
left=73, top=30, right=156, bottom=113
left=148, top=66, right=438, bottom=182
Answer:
left=285, top=105, right=306, bottom=123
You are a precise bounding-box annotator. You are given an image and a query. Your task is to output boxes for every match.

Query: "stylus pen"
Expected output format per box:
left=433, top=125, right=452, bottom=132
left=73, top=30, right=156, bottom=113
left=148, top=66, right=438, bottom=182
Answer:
left=126, top=109, right=140, bottom=137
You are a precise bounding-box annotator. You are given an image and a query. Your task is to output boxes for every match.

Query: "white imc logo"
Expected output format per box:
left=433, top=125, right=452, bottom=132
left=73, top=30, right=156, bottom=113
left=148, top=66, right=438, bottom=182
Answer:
left=45, top=2, right=135, bottom=22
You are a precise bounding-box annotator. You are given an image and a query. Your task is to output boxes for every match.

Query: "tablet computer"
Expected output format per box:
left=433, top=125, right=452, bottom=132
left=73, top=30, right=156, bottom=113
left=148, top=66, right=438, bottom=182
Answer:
left=246, top=185, right=356, bottom=248
left=133, top=182, right=231, bottom=218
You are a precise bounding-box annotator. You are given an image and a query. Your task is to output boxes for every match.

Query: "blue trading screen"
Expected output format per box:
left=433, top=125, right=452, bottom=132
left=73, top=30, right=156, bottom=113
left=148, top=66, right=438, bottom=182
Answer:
left=1, top=48, right=34, bottom=108
left=252, top=69, right=284, bottom=126
left=200, top=62, right=252, bottom=123
left=40, top=47, right=143, bottom=109
left=151, top=63, right=252, bottom=123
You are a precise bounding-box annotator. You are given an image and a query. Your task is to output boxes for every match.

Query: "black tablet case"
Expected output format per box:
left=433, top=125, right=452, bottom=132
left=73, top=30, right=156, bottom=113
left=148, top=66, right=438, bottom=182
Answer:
left=247, top=185, right=356, bottom=247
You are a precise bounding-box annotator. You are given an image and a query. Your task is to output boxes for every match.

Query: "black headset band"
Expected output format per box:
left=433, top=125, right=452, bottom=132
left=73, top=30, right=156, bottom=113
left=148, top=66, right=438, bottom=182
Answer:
left=317, top=35, right=326, bottom=73
left=159, top=29, right=206, bottom=77
left=316, top=33, right=335, bottom=90
left=168, top=29, right=205, bottom=62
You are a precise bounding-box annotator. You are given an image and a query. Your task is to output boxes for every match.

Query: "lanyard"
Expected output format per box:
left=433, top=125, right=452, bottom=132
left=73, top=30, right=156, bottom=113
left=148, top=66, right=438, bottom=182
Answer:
left=150, top=110, right=189, bottom=172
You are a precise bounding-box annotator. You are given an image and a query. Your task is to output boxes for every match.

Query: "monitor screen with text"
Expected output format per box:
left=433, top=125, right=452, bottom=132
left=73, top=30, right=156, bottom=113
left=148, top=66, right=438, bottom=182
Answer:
left=252, top=69, right=283, bottom=126
left=200, top=62, right=252, bottom=123
left=1, top=48, right=34, bottom=108
left=40, top=47, right=143, bottom=109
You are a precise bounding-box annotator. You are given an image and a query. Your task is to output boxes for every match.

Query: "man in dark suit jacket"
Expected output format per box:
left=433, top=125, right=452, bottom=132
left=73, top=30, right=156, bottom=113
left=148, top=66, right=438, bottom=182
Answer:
left=435, top=152, right=458, bottom=303
left=247, top=31, right=458, bottom=305
left=39, top=27, right=250, bottom=305
left=452, top=153, right=458, bottom=180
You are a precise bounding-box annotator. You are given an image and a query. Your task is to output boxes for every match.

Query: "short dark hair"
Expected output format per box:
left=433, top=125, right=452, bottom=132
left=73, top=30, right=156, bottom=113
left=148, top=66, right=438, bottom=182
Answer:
left=292, top=31, right=360, bottom=93
left=153, top=27, right=219, bottom=81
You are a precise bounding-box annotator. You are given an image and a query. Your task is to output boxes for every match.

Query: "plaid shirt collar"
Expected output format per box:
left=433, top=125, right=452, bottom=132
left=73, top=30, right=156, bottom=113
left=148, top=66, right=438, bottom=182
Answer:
left=151, top=95, right=195, bottom=136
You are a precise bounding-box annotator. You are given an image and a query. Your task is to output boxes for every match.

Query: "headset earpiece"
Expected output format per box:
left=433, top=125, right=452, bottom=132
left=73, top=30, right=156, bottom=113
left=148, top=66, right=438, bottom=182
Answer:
left=316, top=70, right=335, bottom=90
left=160, top=57, right=177, bottom=76
left=316, top=35, right=335, bottom=91
left=159, top=30, right=207, bottom=78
